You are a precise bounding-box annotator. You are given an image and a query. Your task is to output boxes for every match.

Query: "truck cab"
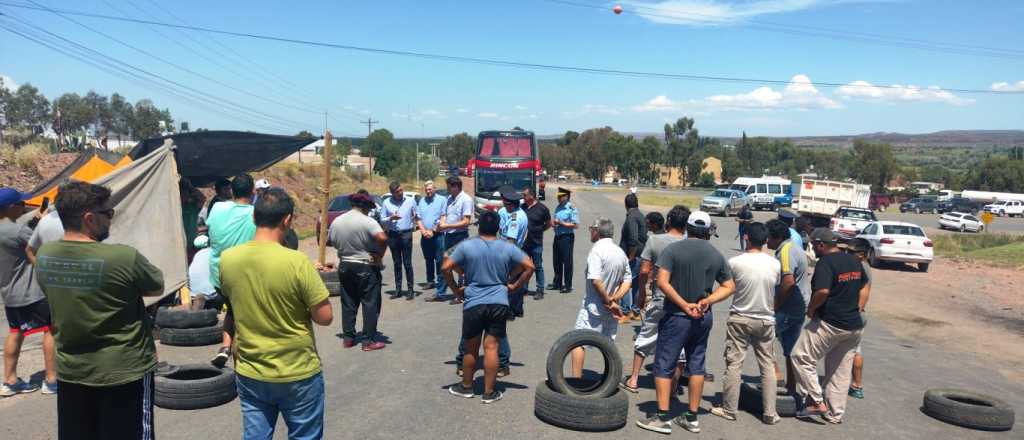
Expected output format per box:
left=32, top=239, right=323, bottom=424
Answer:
left=832, top=207, right=878, bottom=239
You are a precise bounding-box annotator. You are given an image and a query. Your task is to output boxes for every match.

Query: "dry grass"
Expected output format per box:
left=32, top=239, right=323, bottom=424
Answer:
left=639, top=193, right=702, bottom=209
left=932, top=233, right=1024, bottom=267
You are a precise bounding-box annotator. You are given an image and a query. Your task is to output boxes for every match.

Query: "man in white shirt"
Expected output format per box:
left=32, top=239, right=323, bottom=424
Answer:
left=571, top=217, right=631, bottom=378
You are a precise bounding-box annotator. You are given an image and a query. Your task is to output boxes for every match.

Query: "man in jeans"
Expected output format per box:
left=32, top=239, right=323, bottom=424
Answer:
left=380, top=181, right=417, bottom=300
left=35, top=182, right=164, bottom=439
left=445, top=211, right=534, bottom=404
left=704, top=222, right=782, bottom=425
left=521, top=187, right=550, bottom=300
left=792, top=228, right=869, bottom=424
left=548, top=187, right=578, bottom=294
left=416, top=181, right=446, bottom=290
left=766, top=219, right=810, bottom=393
left=638, top=211, right=734, bottom=435
left=221, top=188, right=334, bottom=440
left=329, top=192, right=388, bottom=351
left=429, top=176, right=474, bottom=303
left=619, top=193, right=647, bottom=322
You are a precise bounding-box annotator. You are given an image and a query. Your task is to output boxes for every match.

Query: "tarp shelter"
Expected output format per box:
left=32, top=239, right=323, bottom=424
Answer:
left=130, top=131, right=313, bottom=186
left=25, top=148, right=127, bottom=207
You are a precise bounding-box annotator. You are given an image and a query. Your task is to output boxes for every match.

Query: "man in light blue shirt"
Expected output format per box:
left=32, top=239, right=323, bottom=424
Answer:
left=416, top=181, right=447, bottom=290
left=380, top=181, right=418, bottom=300
left=549, top=187, right=580, bottom=294
left=496, top=187, right=529, bottom=320
left=777, top=210, right=803, bottom=250
left=430, top=176, right=475, bottom=302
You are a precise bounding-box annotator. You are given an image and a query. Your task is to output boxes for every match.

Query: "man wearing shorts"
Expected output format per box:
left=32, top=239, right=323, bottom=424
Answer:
left=571, top=217, right=631, bottom=379
left=638, top=211, right=734, bottom=435
left=445, top=211, right=534, bottom=404
left=766, top=219, right=810, bottom=394
left=0, top=187, right=57, bottom=396
left=36, top=182, right=165, bottom=439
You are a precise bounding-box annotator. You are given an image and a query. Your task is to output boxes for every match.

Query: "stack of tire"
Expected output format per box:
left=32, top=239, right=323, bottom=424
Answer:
left=321, top=271, right=342, bottom=297
left=155, top=364, right=237, bottom=410
left=534, top=330, right=629, bottom=432
left=156, top=307, right=222, bottom=347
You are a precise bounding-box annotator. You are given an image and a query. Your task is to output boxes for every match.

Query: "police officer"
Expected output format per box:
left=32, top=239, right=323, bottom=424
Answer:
left=548, top=187, right=579, bottom=294
left=497, top=186, right=528, bottom=318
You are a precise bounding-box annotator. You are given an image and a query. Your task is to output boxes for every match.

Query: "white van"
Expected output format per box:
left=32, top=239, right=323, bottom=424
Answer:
left=730, top=176, right=792, bottom=211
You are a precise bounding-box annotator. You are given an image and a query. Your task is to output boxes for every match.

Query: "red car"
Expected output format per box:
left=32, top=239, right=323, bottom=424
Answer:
left=315, top=194, right=382, bottom=243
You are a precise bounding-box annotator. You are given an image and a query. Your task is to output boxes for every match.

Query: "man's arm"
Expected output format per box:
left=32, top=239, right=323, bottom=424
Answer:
left=806, top=288, right=829, bottom=318
left=310, top=299, right=334, bottom=326
left=441, top=257, right=464, bottom=298
left=25, top=245, right=39, bottom=265
left=774, top=274, right=796, bottom=311
left=624, top=219, right=639, bottom=260
left=372, top=231, right=387, bottom=262
left=700, top=279, right=737, bottom=307
left=858, top=282, right=871, bottom=311
left=611, top=278, right=632, bottom=302
left=636, top=259, right=654, bottom=310
left=506, top=256, right=536, bottom=293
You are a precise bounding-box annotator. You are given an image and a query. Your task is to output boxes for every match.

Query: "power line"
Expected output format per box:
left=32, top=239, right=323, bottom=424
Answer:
left=0, top=1, right=1016, bottom=96
left=361, top=118, right=380, bottom=136
left=544, top=0, right=1024, bottom=60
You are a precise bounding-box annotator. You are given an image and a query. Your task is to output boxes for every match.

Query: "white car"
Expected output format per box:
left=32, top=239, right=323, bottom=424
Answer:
left=938, top=212, right=985, bottom=233
left=857, top=221, right=934, bottom=272
left=983, top=200, right=1024, bottom=217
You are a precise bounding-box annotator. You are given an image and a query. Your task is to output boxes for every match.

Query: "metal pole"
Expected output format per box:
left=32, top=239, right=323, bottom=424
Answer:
left=317, top=130, right=333, bottom=266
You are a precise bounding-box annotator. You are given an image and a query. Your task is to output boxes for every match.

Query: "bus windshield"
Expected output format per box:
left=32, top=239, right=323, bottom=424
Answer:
left=477, top=135, right=535, bottom=159
left=476, top=169, right=534, bottom=197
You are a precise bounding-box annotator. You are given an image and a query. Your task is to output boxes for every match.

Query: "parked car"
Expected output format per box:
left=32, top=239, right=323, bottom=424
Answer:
left=857, top=221, right=934, bottom=272
left=900, top=198, right=939, bottom=214
left=938, top=212, right=985, bottom=233
left=937, top=197, right=980, bottom=215
left=983, top=200, right=1024, bottom=217
left=315, top=194, right=382, bottom=242
left=700, top=189, right=750, bottom=216
left=831, top=207, right=878, bottom=239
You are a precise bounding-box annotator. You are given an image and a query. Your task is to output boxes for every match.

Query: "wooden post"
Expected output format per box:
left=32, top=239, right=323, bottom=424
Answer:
left=317, top=130, right=333, bottom=266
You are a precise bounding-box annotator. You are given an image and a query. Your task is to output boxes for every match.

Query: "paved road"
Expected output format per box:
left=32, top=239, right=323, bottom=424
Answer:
left=1, top=188, right=1020, bottom=439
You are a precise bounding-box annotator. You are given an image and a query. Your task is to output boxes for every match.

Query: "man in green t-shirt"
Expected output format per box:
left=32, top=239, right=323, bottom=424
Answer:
left=35, top=182, right=164, bottom=440
left=220, top=188, right=333, bottom=439
left=207, top=174, right=256, bottom=368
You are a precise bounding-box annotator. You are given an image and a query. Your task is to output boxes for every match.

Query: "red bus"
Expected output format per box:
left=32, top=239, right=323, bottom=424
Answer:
left=466, top=130, right=540, bottom=214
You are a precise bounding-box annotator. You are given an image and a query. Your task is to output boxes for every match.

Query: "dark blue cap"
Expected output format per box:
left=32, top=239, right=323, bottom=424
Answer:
left=777, top=209, right=797, bottom=222
left=0, top=188, right=30, bottom=209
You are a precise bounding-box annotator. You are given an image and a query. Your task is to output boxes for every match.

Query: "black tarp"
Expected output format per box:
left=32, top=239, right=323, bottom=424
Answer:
left=129, top=131, right=313, bottom=186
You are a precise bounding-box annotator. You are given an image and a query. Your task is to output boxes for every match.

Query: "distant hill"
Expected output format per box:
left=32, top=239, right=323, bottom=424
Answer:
left=718, top=130, right=1024, bottom=148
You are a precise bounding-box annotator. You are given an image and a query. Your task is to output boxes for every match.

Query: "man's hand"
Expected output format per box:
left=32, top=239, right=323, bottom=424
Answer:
left=697, top=298, right=711, bottom=313
left=606, top=302, right=624, bottom=318
left=452, top=286, right=465, bottom=300
left=684, top=302, right=703, bottom=319
left=314, top=262, right=336, bottom=272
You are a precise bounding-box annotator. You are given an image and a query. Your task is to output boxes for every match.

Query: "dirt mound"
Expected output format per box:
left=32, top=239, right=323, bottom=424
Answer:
left=0, top=151, right=78, bottom=191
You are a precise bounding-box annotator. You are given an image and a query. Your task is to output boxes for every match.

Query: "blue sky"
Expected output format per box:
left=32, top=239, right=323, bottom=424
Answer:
left=2, top=0, right=1022, bottom=138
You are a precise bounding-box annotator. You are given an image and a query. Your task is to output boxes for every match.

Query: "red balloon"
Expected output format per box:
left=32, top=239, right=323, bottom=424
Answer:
left=613, top=5, right=623, bottom=14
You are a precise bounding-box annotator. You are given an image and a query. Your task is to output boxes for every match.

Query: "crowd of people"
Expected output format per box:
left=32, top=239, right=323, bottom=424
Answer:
left=0, top=175, right=874, bottom=439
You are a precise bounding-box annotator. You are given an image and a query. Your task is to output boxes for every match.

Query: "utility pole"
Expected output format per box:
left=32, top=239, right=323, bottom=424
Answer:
left=317, top=129, right=333, bottom=267
left=361, top=118, right=379, bottom=136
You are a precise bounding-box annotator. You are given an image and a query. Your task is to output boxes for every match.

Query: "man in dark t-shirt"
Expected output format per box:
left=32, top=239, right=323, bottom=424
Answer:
left=790, top=228, right=869, bottom=424
left=521, top=187, right=550, bottom=300
left=637, top=211, right=735, bottom=435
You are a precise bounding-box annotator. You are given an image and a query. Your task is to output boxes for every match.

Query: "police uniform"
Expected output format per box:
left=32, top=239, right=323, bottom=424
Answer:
left=497, top=187, right=528, bottom=317
left=549, top=187, right=579, bottom=293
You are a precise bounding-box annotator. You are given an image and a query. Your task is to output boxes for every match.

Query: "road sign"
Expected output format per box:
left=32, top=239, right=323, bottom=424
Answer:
left=981, top=211, right=994, bottom=226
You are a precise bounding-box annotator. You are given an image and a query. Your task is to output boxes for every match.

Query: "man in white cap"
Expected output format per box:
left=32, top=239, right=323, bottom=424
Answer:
left=253, top=179, right=271, bottom=205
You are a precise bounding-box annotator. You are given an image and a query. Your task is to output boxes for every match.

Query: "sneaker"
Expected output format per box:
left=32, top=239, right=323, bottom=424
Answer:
left=497, top=367, right=511, bottom=378
left=822, top=412, right=843, bottom=424
left=1, top=378, right=40, bottom=396
left=448, top=382, right=474, bottom=398
left=362, top=341, right=386, bottom=352
left=342, top=336, right=357, bottom=348
left=41, top=381, right=58, bottom=395
left=405, top=291, right=415, bottom=301
left=848, top=386, right=864, bottom=399
left=710, top=406, right=736, bottom=421
left=533, top=291, right=544, bottom=301
left=636, top=414, right=673, bottom=434
left=763, top=414, right=782, bottom=425
left=211, top=347, right=231, bottom=368
left=425, top=295, right=449, bottom=302
left=481, top=390, right=503, bottom=404
left=545, top=284, right=561, bottom=290
left=675, top=411, right=700, bottom=433
left=155, top=361, right=179, bottom=376
left=560, top=287, right=571, bottom=294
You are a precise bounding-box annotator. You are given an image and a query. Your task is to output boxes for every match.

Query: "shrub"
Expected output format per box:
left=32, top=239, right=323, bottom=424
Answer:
left=14, top=143, right=49, bottom=169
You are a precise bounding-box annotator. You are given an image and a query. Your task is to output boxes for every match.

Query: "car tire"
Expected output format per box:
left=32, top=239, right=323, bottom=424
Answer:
left=155, top=307, right=219, bottom=329
left=922, top=388, right=1015, bottom=431
left=868, top=248, right=881, bottom=268
left=918, top=263, right=930, bottom=273
left=977, top=225, right=984, bottom=233
left=960, top=224, right=967, bottom=233
left=159, top=324, right=223, bottom=347
left=155, top=364, right=238, bottom=410
left=739, top=381, right=798, bottom=417
left=534, top=380, right=628, bottom=432
left=545, top=330, right=622, bottom=399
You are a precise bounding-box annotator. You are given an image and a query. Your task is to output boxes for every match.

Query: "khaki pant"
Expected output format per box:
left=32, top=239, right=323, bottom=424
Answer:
left=721, top=314, right=777, bottom=417
left=791, top=318, right=863, bottom=419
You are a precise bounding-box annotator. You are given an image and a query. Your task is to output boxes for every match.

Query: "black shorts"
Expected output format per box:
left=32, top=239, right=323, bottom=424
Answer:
left=5, top=299, right=52, bottom=335
left=462, top=304, right=511, bottom=341
left=58, top=372, right=155, bottom=440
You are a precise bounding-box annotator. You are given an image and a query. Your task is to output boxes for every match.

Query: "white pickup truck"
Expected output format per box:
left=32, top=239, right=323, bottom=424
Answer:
left=983, top=200, right=1024, bottom=217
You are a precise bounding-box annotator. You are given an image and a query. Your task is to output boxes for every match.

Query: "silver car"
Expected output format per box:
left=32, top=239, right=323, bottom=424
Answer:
left=701, top=189, right=750, bottom=216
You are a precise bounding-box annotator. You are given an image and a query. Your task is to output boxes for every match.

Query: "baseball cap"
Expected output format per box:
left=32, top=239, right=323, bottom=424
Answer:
left=687, top=211, right=713, bottom=229
left=193, top=235, right=210, bottom=249
left=810, top=228, right=838, bottom=245
left=841, top=237, right=870, bottom=253
left=255, top=179, right=271, bottom=189
left=0, top=188, right=30, bottom=209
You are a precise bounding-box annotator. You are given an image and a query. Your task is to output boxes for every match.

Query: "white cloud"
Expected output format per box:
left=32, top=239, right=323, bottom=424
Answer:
left=514, top=105, right=528, bottom=111
left=622, top=0, right=856, bottom=26
left=455, top=108, right=470, bottom=113
left=991, top=81, right=1024, bottom=92
left=633, top=74, right=839, bottom=113
left=419, top=109, right=446, bottom=119
left=0, top=74, right=17, bottom=89
left=633, top=95, right=679, bottom=112
left=836, top=80, right=973, bottom=105
left=477, top=112, right=500, bottom=118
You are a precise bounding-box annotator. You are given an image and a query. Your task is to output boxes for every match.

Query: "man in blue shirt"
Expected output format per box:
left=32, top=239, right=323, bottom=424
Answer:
left=445, top=211, right=534, bottom=404
left=380, top=181, right=418, bottom=300
left=777, top=210, right=804, bottom=250
left=497, top=187, right=528, bottom=320
left=416, top=181, right=447, bottom=290
left=548, top=187, right=579, bottom=294
left=430, top=176, right=475, bottom=302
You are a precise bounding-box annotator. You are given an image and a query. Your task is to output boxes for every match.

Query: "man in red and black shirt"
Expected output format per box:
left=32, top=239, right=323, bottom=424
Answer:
left=521, top=187, right=550, bottom=300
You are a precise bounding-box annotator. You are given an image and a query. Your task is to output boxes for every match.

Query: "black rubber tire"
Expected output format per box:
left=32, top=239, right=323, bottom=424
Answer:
left=155, top=307, right=218, bottom=329
left=545, top=330, right=622, bottom=399
left=739, top=381, right=798, bottom=417
left=534, top=380, right=628, bottom=432
left=324, top=281, right=342, bottom=297
left=922, top=388, right=1015, bottom=431
left=159, top=324, right=223, bottom=346
left=154, top=364, right=237, bottom=410
left=918, top=263, right=930, bottom=273
left=319, top=271, right=338, bottom=283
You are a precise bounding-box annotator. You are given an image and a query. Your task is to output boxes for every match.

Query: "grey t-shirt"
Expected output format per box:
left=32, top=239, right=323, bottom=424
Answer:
left=28, top=211, right=64, bottom=250
left=656, top=238, right=732, bottom=315
left=328, top=210, right=383, bottom=263
left=0, top=221, right=45, bottom=307
left=774, top=238, right=811, bottom=317
left=640, top=232, right=684, bottom=301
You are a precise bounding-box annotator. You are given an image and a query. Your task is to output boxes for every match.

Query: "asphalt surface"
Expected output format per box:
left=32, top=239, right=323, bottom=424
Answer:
left=1, top=186, right=1020, bottom=439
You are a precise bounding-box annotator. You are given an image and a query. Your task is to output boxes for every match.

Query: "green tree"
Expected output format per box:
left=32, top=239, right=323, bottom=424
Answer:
left=295, top=130, right=315, bottom=140
left=109, top=93, right=133, bottom=143
left=331, top=138, right=352, bottom=167
left=374, top=142, right=407, bottom=177
left=437, top=132, right=474, bottom=167
left=363, top=128, right=394, bottom=158
left=6, top=83, right=51, bottom=129
left=570, top=127, right=614, bottom=180
left=849, top=139, right=898, bottom=192
left=130, top=99, right=166, bottom=139
left=83, top=90, right=111, bottom=136
left=965, top=157, right=1024, bottom=193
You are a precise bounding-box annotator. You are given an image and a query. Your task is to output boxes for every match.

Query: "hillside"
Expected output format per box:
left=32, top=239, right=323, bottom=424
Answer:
left=718, top=130, right=1024, bottom=148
